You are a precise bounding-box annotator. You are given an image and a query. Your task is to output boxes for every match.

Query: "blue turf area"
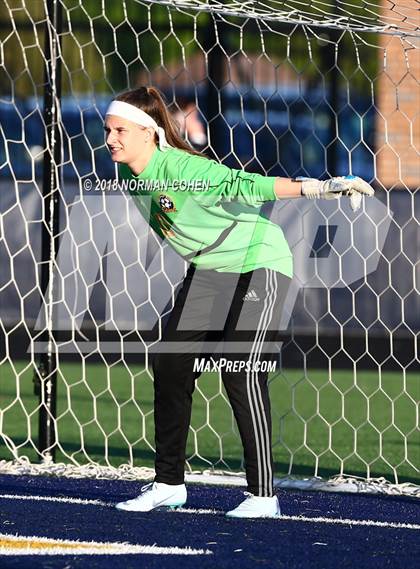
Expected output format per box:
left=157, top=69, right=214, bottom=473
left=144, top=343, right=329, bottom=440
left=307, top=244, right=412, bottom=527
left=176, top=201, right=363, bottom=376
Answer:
left=0, top=474, right=418, bottom=569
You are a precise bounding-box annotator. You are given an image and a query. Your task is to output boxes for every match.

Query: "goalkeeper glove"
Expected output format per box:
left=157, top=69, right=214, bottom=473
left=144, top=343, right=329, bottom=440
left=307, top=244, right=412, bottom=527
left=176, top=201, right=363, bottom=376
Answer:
left=300, top=175, right=375, bottom=212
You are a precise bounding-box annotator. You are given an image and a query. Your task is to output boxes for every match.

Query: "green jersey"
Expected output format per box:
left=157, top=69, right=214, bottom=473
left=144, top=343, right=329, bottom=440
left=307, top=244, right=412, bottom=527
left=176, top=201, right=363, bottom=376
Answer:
left=120, top=147, right=293, bottom=276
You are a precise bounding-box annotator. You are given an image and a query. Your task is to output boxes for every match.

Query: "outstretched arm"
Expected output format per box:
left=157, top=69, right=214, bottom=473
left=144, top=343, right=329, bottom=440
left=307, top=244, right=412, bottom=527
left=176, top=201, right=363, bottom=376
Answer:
left=273, top=178, right=302, bottom=199
left=274, top=175, right=375, bottom=212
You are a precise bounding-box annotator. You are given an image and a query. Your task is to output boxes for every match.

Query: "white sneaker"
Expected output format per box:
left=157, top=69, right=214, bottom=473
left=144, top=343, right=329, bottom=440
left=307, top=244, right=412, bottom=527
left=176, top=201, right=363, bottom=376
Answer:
left=115, top=482, right=187, bottom=512
left=226, top=492, right=281, bottom=519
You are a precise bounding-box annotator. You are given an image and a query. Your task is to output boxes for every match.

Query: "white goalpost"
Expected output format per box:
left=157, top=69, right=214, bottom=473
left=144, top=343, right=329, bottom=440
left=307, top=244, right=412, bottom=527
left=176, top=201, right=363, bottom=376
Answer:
left=0, top=0, right=419, bottom=497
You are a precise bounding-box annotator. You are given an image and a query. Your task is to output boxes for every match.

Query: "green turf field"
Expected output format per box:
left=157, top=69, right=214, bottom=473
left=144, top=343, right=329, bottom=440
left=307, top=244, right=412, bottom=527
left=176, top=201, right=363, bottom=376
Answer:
left=0, top=361, right=418, bottom=483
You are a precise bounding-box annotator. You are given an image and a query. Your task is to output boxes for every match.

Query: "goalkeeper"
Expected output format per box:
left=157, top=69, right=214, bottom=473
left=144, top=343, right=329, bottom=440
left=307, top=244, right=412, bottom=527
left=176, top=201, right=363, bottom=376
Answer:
left=106, top=86, right=374, bottom=518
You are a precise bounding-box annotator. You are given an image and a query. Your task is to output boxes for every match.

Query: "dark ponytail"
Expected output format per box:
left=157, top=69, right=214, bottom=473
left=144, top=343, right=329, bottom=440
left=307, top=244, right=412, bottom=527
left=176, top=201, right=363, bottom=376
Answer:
left=115, top=87, right=204, bottom=157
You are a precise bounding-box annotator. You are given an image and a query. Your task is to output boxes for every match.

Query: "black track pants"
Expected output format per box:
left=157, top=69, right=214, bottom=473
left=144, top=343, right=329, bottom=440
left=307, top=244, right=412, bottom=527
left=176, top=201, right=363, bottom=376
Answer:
left=152, top=265, right=290, bottom=497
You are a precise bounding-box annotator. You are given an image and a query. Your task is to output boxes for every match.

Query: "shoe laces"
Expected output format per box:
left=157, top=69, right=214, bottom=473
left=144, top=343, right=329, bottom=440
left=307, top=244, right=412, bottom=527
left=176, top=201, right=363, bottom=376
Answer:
left=140, top=482, right=155, bottom=493
left=242, top=491, right=258, bottom=501
left=243, top=492, right=273, bottom=499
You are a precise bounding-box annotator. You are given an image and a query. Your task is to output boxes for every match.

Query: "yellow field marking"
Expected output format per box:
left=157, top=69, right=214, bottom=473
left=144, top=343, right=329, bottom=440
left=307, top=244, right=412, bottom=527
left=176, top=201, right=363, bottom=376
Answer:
left=0, top=534, right=212, bottom=556
left=0, top=536, right=113, bottom=551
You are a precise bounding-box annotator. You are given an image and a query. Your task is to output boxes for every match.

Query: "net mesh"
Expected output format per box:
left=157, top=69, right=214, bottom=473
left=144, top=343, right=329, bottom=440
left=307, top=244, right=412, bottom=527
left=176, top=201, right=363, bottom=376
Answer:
left=0, top=0, right=419, bottom=495
left=149, top=0, right=420, bottom=36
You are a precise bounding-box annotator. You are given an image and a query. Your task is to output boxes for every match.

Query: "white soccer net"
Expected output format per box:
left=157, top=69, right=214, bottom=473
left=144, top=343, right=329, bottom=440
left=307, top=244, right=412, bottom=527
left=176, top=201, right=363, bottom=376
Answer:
left=0, top=0, right=419, bottom=496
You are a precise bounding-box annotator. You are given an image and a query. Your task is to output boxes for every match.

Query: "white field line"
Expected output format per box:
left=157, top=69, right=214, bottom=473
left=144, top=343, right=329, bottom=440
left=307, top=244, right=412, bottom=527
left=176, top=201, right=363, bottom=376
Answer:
left=277, top=513, right=420, bottom=531
left=0, top=533, right=211, bottom=556
left=174, top=508, right=420, bottom=531
left=0, top=493, right=109, bottom=506
left=2, top=494, right=419, bottom=531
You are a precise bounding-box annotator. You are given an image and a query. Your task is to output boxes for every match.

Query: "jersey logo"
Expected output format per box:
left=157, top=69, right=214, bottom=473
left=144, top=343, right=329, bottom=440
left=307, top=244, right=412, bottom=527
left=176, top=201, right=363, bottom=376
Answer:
left=243, top=289, right=260, bottom=302
left=159, top=194, right=176, bottom=212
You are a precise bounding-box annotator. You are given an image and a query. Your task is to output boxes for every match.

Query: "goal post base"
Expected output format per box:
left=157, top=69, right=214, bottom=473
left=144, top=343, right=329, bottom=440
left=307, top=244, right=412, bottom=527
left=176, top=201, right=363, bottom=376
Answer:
left=0, top=458, right=418, bottom=498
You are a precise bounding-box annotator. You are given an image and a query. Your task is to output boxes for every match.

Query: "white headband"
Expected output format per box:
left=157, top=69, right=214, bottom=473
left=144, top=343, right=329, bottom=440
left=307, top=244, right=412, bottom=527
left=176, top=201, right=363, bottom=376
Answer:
left=105, top=100, right=172, bottom=151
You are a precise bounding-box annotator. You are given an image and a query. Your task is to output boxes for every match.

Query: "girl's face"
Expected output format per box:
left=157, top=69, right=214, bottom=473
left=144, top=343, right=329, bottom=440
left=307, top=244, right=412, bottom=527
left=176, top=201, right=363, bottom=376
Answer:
left=104, top=115, right=154, bottom=165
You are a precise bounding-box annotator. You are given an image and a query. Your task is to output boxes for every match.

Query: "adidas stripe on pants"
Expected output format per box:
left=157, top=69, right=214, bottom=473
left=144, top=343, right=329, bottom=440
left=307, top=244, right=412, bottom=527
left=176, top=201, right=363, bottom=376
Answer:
left=152, top=265, right=291, bottom=497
